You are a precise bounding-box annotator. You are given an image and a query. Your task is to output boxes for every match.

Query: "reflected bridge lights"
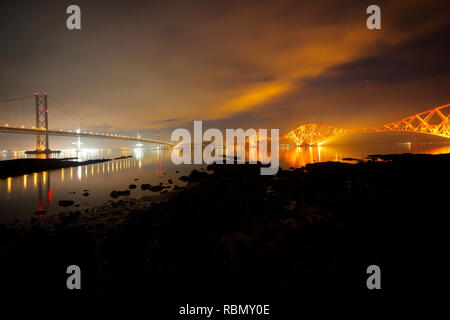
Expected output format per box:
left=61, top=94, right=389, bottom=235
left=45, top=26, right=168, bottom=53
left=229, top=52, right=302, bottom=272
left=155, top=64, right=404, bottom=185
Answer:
left=133, top=147, right=143, bottom=159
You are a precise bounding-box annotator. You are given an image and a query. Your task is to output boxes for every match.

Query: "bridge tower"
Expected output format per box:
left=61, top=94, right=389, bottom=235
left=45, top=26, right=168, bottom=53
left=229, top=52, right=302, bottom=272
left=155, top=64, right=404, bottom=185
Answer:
left=25, top=92, right=60, bottom=154
left=35, top=92, right=49, bottom=151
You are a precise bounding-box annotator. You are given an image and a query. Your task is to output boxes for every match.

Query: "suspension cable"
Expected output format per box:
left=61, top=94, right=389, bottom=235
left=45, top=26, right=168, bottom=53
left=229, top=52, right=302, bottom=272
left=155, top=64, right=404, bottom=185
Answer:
left=0, top=95, right=34, bottom=103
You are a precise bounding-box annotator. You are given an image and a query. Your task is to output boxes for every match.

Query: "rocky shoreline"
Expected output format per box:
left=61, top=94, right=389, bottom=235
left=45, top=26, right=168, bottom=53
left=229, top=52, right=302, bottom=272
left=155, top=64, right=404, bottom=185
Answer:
left=0, top=153, right=448, bottom=302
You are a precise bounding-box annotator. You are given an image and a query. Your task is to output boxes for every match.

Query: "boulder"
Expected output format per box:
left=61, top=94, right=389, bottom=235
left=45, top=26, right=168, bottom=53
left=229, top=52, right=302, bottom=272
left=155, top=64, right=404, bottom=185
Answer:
left=58, top=200, right=74, bottom=207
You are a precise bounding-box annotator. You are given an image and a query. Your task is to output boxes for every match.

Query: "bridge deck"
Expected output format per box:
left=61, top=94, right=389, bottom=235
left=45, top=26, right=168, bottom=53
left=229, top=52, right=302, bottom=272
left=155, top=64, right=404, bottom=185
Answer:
left=0, top=126, right=174, bottom=146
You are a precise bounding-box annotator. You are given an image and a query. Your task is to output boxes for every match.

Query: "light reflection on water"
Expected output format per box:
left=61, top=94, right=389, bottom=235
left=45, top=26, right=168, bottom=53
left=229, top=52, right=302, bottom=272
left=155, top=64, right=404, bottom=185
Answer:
left=280, top=142, right=450, bottom=167
left=1, top=142, right=449, bottom=223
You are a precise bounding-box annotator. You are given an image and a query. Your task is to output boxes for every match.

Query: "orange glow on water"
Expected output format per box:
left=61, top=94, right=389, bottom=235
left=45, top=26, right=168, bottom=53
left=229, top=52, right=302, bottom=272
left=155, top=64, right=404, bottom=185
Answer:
left=422, top=145, right=450, bottom=155
left=7, top=177, right=12, bottom=193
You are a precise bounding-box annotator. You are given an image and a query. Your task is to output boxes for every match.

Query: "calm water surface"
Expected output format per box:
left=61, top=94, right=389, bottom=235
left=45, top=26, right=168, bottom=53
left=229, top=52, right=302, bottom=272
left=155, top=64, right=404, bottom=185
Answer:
left=1, top=142, right=449, bottom=223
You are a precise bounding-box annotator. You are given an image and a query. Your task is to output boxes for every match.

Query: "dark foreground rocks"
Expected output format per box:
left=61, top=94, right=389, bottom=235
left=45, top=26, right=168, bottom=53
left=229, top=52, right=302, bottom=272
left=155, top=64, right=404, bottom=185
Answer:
left=0, top=153, right=449, bottom=304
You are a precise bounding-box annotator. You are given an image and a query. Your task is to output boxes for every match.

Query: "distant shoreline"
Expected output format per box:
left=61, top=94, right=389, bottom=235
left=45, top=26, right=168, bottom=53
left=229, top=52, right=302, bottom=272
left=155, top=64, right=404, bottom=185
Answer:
left=0, top=158, right=114, bottom=179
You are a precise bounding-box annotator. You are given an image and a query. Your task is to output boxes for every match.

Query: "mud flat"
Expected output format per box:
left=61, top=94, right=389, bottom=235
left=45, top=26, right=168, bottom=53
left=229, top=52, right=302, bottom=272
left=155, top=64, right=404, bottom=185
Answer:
left=0, top=158, right=112, bottom=178
left=0, top=153, right=449, bottom=303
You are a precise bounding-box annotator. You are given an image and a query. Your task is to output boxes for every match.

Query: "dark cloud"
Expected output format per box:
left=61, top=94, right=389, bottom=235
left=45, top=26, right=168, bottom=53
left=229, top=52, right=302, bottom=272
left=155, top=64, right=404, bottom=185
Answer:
left=307, top=25, right=450, bottom=87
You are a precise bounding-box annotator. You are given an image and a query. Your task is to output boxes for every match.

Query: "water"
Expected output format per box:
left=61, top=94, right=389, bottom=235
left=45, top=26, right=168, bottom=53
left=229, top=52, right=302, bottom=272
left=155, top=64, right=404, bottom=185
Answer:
left=0, top=147, right=200, bottom=223
left=279, top=142, right=450, bottom=167
left=1, top=142, right=450, bottom=223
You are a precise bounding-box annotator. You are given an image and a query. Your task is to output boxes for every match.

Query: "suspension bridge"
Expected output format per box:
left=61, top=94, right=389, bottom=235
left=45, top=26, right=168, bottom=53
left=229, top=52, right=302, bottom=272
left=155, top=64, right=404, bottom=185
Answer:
left=0, top=92, right=173, bottom=153
left=284, top=103, right=450, bottom=146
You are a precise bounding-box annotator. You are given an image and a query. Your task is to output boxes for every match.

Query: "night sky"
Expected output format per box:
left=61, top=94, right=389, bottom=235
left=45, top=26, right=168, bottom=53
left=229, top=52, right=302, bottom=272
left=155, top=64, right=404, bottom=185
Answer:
left=1, top=0, right=449, bottom=146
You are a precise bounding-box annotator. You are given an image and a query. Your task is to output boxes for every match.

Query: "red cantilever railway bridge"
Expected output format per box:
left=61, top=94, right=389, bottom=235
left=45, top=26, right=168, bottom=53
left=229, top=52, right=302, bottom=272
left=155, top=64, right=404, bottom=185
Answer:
left=284, top=103, right=450, bottom=146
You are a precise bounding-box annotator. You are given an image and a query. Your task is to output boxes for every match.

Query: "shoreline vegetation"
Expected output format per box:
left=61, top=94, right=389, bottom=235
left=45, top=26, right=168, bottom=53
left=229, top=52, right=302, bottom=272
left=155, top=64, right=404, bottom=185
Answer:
left=0, top=153, right=448, bottom=300
left=0, top=156, right=132, bottom=178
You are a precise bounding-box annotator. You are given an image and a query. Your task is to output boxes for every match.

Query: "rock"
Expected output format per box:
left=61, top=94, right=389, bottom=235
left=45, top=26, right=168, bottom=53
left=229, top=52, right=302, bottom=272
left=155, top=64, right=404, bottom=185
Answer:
left=60, top=211, right=81, bottom=224
left=221, top=232, right=255, bottom=271
left=189, top=169, right=208, bottom=182
left=34, top=210, right=46, bottom=215
left=110, top=190, right=130, bottom=198
left=141, top=184, right=151, bottom=190
left=160, top=190, right=168, bottom=194
left=110, top=191, right=120, bottom=198
left=168, top=179, right=173, bottom=184
left=94, top=223, right=105, bottom=231
left=83, top=192, right=90, bottom=197
left=129, top=184, right=137, bottom=189
left=58, top=200, right=74, bottom=207
left=149, top=185, right=164, bottom=192
left=179, top=169, right=208, bottom=183
left=176, top=170, right=179, bottom=173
